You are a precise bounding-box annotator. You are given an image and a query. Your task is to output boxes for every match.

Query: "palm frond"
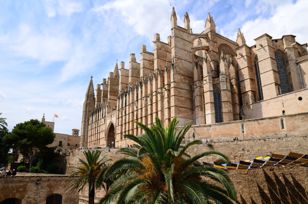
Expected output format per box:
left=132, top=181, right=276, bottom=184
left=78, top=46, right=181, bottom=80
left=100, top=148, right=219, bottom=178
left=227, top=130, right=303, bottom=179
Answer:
left=103, top=118, right=237, bottom=204
left=181, top=151, right=230, bottom=171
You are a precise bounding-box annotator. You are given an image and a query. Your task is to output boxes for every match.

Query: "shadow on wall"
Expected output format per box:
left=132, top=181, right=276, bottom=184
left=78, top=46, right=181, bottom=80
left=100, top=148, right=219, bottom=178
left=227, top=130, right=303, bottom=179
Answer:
left=240, top=170, right=308, bottom=204
left=0, top=198, right=21, bottom=204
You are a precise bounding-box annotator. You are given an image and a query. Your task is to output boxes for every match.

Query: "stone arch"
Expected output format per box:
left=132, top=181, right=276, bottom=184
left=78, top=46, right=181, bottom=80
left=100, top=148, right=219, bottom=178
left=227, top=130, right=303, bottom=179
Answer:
left=218, top=44, right=236, bottom=56
left=46, top=193, right=62, bottom=204
left=106, top=123, right=115, bottom=148
left=1, top=198, right=22, bottom=204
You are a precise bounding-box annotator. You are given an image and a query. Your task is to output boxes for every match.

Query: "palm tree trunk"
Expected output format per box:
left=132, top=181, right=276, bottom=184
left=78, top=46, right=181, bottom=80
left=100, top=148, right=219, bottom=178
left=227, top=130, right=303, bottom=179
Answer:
left=88, top=184, right=95, bottom=204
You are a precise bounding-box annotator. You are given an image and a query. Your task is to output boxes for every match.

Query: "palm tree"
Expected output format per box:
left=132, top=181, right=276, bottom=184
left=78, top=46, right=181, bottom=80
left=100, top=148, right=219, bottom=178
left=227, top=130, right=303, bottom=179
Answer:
left=0, top=113, right=7, bottom=132
left=70, top=150, right=109, bottom=204
left=100, top=118, right=237, bottom=204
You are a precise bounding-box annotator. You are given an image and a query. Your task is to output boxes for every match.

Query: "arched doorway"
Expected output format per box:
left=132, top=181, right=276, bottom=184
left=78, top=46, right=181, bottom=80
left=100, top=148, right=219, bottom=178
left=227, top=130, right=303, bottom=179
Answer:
left=1, top=198, right=21, bottom=204
left=107, top=123, right=115, bottom=148
left=46, top=193, right=62, bottom=204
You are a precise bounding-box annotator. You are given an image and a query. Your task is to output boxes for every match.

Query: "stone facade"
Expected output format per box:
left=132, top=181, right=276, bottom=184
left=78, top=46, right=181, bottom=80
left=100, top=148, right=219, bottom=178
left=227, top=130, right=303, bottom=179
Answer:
left=80, top=8, right=308, bottom=150
left=42, top=115, right=80, bottom=152
left=0, top=175, right=79, bottom=204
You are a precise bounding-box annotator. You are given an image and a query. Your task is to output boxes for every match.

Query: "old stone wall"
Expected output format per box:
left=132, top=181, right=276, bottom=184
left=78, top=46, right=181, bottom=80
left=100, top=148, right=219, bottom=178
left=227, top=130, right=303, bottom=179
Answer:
left=187, top=113, right=308, bottom=161
left=0, top=175, right=78, bottom=204
left=244, top=88, right=308, bottom=119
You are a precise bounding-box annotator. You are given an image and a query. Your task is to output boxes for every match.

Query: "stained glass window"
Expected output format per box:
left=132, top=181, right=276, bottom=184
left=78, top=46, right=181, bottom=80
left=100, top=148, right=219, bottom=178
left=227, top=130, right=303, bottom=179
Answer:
left=275, top=50, right=292, bottom=94
left=214, top=87, right=223, bottom=123
left=254, top=56, right=263, bottom=100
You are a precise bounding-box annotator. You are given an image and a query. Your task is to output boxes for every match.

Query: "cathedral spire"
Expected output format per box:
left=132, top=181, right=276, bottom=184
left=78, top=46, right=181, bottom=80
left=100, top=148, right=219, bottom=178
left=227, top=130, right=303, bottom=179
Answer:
left=81, top=76, right=95, bottom=148
left=184, top=12, right=190, bottom=30
left=171, top=7, right=177, bottom=28
left=236, top=29, right=246, bottom=46
left=114, top=63, right=119, bottom=78
left=205, top=12, right=216, bottom=33
left=86, top=76, right=95, bottom=98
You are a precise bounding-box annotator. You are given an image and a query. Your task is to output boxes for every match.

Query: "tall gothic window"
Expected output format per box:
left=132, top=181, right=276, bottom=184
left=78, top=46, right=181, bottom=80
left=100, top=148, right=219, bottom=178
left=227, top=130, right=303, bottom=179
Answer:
left=213, top=86, right=223, bottom=123
left=275, top=50, right=292, bottom=94
left=236, top=65, right=243, bottom=119
left=254, top=56, right=263, bottom=101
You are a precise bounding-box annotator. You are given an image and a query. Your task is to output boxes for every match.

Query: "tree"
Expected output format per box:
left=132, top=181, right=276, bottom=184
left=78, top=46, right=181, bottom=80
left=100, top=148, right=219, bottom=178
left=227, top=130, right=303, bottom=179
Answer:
left=100, top=118, right=237, bottom=204
left=70, top=150, right=110, bottom=204
left=4, top=119, right=55, bottom=163
left=0, top=113, right=9, bottom=166
left=0, top=113, right=7, bottom=131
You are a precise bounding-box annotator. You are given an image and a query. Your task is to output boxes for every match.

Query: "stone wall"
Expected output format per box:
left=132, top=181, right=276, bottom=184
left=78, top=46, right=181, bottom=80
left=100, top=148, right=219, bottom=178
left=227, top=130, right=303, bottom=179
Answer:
left=0, top=175, right=78, bottom=204
left=187, top=113, right=308, bottom=161
left=244, top=88, right=308, bottom=119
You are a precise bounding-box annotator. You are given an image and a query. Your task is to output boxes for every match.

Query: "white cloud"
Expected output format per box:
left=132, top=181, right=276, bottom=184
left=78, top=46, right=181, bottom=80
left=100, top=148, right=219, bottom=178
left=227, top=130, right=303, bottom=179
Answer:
left=242, top=0, right=308, bottom=45
left=0, top=77, right=85, bottom=133
left=0, top=23, right=72, bottom=66
left=190, top=17, right=204, bottom=34
left=60, top=45, right=102, bottom=82
left=43, top=0, right=84, bottom=17
left=95, top=0, right=172, bottom=40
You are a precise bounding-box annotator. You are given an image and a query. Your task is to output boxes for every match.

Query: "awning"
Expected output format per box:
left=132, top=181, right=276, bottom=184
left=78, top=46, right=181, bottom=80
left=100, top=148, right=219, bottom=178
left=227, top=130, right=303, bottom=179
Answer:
left=213, top=152, right=308, bottom=170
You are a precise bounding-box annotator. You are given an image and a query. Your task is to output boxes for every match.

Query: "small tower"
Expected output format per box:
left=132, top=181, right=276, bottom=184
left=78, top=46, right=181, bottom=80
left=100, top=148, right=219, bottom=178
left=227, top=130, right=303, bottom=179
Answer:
left=130, top=53, right=136, bottom=63
left=114, top=63, right=119, bottom=78
left=153, top=33, right=160, bottom=42
left=184, top=12, right=190, bottom=30
left=205, top=13, right=216, bottom=33
left=80, top=76, right=95, bottom=147
left=120, top=61, right=125, bottom=70
left=96, top=84, right=102, bottom=107
left=41, top=113, right=45, bottom=123
left=141, top=44, right=147, bottom=53
left=171, top=7, right=177, bottom=28
left=236, top=29, right=246, bottom=46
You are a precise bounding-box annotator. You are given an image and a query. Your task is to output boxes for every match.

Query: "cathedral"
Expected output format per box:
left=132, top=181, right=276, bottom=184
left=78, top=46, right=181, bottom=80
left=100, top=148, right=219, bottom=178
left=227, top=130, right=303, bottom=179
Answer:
left=80, top=8, right=308, bottom=152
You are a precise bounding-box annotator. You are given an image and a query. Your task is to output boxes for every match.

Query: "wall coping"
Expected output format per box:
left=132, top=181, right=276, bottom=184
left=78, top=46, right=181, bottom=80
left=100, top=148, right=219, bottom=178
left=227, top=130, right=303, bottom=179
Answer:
left=190, top=111, right=308, bottom=128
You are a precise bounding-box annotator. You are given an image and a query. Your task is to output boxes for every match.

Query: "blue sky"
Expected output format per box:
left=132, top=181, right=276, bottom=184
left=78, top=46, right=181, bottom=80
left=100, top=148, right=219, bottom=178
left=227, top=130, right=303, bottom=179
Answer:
left=0, top=0, right=307, bottom=134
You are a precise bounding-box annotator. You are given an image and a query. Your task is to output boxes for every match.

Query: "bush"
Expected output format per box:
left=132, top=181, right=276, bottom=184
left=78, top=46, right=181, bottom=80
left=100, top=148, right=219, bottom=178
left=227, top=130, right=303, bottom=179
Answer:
left=46, top=163, right=58, bottom=173
left=30, top=166, right=41, bottom=173
left=17, top=165, right=26, bottom=172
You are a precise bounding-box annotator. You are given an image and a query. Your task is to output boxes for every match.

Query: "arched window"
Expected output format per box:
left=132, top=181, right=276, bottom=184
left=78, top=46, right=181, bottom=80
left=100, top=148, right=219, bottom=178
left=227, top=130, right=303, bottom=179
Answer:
left=46, top=194, right=62, bottom=204
left=275, top=50, right=292, bottom=94
left=254, top=56, right=263, bottom=101
left=213, top=86, right=223, bottom=123
left=107, top=123, right=115, bottom=148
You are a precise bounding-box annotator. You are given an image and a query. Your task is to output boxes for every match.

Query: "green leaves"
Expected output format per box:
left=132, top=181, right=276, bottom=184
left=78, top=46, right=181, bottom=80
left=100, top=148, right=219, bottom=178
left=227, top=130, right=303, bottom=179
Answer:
left=101, top=118, right=237, bottom=204
left=70, top=150, right=110, bottom=204
left=6, top=119, right=55, bottom=161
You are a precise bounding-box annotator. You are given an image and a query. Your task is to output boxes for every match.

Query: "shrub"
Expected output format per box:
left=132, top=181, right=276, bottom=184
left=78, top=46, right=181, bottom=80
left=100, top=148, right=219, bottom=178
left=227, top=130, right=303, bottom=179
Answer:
left=46, top=163, right=58, bottom=173
left=30, top=166, right=41, bottom=173
left=17, top=165, right=26, bottom=172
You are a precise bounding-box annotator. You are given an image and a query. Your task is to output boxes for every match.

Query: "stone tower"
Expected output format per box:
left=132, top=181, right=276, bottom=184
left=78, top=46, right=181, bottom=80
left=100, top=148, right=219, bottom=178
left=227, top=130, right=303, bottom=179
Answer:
left=80, top=77, right=95, bottom=147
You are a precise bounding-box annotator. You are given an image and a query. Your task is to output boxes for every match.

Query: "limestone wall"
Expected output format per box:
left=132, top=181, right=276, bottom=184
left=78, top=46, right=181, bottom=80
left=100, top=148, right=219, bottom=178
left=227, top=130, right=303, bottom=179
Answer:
left=245, top=88, right=308, bottom=119
left=187, top=113, right=308, bottom=161
left=48, top=133, right=80, bottom=150
left=0, top=175, right=78, bottom=204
